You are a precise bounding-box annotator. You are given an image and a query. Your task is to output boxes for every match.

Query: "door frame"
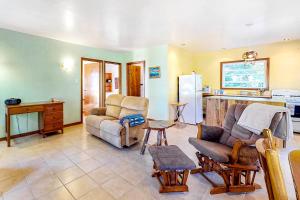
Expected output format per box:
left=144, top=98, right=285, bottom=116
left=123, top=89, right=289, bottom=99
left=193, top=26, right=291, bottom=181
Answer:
left=126, top=61, right=145, bottom=96
left=80, top=57, right=103, bottom=123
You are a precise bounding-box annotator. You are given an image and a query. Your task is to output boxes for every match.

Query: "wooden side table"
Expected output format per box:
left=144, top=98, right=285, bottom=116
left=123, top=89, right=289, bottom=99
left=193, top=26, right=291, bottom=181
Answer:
left=140, top=120, right=174, bottom=155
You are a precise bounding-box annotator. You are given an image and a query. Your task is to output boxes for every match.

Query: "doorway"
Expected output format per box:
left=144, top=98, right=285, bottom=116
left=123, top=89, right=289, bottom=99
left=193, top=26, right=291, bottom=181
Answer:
left=81, top=58, right=103, bottom=121
left=81, top=58, right=122, bottom=123
left=104, top=61, right=122, bottom=98
left=126, top=61, right=145, bottom=97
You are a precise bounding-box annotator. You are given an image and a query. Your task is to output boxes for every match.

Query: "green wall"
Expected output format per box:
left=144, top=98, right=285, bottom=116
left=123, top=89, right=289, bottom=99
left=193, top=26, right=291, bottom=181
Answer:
left=125, top=45, right=170, bottom=120
left=0, top=28, right=171, bottom=138
left=0, top=28, right=127, bottom=137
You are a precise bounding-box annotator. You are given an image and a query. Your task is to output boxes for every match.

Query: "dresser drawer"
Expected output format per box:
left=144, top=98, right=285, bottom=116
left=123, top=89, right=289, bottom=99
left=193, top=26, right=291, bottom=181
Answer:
left=44, top=111, right=63, bottom=123
left=9, top=105, right=44, bottom=115
left=45, top=104, right=63, bottom=113
left=44, top=121, right=63, bottom=132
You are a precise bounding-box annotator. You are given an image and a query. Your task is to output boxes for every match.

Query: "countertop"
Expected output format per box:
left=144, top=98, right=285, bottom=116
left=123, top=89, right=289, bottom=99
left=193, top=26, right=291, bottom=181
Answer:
left=205, top=95, right=286, bottom=103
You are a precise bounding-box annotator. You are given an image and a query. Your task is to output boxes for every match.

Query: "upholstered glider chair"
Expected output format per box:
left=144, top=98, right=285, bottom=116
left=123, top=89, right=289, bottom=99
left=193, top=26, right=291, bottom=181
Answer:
left=85, top=94, right=149, bottom=148
left=256, top=129, right=288, bottom=200
left=188, top=104, right=284, bottom=194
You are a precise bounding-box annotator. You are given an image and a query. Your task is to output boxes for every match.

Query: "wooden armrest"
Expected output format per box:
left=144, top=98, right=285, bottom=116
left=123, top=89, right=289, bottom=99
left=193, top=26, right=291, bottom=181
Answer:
left=197, top=123, right=203, bottom=139
left=231, top=140, right=247, bottom=164
left=224, top=163, right=259, bottom=171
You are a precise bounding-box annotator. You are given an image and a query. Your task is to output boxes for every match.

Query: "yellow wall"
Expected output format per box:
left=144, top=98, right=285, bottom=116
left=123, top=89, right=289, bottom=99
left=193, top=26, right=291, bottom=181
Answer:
left=167, top=45, right=196, bottom=118
left=193, top=40, right=300, bottom=93
left=165, top=40, right=300, bottom=119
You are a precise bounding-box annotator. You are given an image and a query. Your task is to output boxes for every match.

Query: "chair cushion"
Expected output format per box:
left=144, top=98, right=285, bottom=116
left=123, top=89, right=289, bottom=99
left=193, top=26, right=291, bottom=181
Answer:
left=221, top=104, right=258, bottom=147
left=188, top=137, right=232, bottom=163
left=85, top=115, right=115, bottom=129
left=100, top=120, right=124, bottom=136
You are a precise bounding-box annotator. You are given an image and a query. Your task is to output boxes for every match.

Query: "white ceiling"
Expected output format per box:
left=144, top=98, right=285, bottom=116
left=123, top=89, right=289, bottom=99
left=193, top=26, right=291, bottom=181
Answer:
left=0, top=0, right=300, bottom=52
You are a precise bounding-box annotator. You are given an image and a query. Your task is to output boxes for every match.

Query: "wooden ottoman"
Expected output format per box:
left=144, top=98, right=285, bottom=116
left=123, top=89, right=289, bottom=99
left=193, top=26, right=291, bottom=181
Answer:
left=148, top=145, right=196, bottom=193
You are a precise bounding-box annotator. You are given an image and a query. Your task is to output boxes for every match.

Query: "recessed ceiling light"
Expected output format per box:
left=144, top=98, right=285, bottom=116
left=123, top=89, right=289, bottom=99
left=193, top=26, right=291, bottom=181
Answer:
left=245, top=23, right=254, bottom=27
left=283, top=38, right=291, bottom=41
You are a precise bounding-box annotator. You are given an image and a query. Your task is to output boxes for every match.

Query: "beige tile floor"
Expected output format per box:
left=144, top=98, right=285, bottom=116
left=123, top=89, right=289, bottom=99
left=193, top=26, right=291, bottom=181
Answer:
left=0, top=124, right=299, bottom=200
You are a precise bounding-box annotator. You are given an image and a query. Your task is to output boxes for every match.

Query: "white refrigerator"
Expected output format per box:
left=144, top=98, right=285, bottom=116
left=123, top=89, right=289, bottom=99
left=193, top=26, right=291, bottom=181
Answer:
left=179, top=73, right=203, bottom=124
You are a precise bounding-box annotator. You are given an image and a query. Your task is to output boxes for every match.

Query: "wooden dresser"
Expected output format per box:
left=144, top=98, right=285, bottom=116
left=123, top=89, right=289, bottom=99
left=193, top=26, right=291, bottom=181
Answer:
left=5, top=101, right=64, bottom=147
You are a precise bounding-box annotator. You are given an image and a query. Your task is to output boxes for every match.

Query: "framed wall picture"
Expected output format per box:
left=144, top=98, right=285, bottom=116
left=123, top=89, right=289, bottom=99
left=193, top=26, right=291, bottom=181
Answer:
left=220, top=58, right=269, bottom=90
left=149, top=66, right=161, bottom=79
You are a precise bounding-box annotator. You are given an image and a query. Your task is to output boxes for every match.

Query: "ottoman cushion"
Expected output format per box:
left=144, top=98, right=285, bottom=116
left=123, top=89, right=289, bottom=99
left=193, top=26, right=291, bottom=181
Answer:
left=148, top=145, right=196, bottom=171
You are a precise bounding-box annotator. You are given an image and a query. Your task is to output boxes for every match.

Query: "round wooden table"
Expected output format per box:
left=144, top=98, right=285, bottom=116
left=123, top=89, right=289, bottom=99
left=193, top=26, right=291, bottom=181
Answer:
left=140, top=120, right=174, bottom=155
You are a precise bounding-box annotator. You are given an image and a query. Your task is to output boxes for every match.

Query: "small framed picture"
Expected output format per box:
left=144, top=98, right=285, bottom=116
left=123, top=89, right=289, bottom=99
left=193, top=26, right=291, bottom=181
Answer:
left=149, top=66, right=161, bottom=79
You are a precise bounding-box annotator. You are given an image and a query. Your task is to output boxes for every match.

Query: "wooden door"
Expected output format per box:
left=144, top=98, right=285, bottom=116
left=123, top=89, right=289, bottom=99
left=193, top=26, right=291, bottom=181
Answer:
left=127, top=65, right=141, bottom=96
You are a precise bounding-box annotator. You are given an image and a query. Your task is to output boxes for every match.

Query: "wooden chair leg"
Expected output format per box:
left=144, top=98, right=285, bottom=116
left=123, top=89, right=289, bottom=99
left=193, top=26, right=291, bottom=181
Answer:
left=192, top=152, right=260, bottom=194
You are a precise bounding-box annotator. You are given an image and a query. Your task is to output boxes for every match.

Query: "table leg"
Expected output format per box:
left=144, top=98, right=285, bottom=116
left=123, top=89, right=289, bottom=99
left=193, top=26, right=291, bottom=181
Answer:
left=162, top=130, right=168, bottom=146
left=140, top=129, right=151, bottom=155
left=157, top=130, right=162, bottom=146
left=175, top=106, right=180, bottom=122
left=6, top=113, right=11, bottom=147
left=178, top=105, right=186, bottom=124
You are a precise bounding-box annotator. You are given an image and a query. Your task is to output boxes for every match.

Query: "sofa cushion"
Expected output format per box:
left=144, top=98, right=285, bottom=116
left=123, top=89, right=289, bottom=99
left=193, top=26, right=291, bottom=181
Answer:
left=85, top=115, right=115, bottom=129
left=188, top=137, right=232, bottom=163
left=119, top=96, right=149, bottom=119
left=121, top=96, right=148, bottom=111
left=100, top=120, right=124, bottom=137
left=119, top=108, right=145, bottom=119
left=105, top=94, right=124, bottom=118
left=106, top=94, right=124, bottom=106
left=106, top=105, right=122, bottom=118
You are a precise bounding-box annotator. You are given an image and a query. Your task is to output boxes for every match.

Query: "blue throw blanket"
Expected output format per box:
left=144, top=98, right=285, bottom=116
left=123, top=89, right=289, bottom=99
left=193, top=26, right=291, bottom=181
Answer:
left=120, top=114, right=145, bottom=127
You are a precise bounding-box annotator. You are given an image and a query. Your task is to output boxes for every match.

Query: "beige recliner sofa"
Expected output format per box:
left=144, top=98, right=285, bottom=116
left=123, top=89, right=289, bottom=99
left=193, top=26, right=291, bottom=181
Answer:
left=85, top=94, right=149, bottom=148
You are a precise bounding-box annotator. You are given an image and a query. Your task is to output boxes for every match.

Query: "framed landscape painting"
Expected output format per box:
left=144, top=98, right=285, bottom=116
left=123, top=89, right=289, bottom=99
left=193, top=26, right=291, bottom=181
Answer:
left=220, top=58, right=269, bottom=90
left=149, top=66, right=161, bottom=79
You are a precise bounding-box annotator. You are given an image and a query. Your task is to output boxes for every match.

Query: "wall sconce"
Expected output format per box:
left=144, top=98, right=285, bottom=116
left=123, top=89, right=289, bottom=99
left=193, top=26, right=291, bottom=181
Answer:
left=61, top=58, right=74, bottom=72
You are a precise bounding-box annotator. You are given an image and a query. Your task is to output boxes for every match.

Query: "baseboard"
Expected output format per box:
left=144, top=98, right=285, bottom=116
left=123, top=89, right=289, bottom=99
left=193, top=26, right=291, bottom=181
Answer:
left=0, top=121, right=82, bottom=142
left=0, top=130, right=40, bottom=141
left=64, top=121, right=82, bottom=127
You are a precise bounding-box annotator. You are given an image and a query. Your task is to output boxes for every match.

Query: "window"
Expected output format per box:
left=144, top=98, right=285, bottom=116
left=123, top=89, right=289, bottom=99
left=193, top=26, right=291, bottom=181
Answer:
left=220, top=58, right=269, bottom=90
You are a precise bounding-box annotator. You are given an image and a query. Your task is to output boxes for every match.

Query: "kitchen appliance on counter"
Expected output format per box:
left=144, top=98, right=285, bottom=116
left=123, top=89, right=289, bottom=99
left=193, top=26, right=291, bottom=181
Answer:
left=272, top=89, right=300, bottom=133
left=178, top=73, right=203, bottom=124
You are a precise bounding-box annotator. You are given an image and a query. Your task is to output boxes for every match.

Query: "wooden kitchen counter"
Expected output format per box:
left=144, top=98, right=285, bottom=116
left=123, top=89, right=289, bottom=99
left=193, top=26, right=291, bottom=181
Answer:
left=205, top=95, right=286, bottom=127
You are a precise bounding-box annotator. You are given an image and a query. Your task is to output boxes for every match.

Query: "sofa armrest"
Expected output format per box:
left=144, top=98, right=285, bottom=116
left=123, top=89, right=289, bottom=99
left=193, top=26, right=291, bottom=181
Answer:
left=122, top=119, right=146, bottom=146
left=197, top=123, right=224, bottom=142
left=90, top=107, right=106, bottom=116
